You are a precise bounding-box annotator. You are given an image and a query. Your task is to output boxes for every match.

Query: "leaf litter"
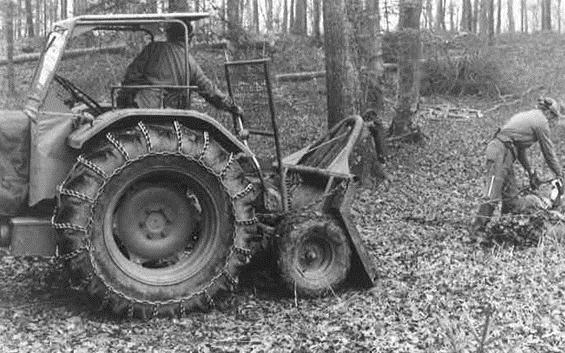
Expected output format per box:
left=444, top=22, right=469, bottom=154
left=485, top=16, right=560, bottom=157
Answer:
left=1, top=34, right=565, bottom=352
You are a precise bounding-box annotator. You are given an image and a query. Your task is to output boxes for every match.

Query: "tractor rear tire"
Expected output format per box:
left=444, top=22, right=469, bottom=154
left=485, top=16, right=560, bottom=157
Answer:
left=277, top=215, right=351, bottom=297
left=53, top=121, right=258, bottom=318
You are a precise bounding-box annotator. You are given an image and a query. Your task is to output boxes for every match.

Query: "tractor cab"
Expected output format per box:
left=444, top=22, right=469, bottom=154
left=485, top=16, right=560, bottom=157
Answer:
left=26, top=12, right=209, bottom=119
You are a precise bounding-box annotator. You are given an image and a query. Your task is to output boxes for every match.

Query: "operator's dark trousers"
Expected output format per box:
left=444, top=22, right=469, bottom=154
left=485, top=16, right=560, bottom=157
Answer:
left=472, top=138, right=520, bottom=231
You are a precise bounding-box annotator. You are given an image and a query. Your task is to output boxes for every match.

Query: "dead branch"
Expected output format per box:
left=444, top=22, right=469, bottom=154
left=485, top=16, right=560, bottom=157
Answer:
left=484, top=99, right=521, bottom=114
left=484, top=85, right=544, bottom=114
left=0, top=45, right=126, bottom=66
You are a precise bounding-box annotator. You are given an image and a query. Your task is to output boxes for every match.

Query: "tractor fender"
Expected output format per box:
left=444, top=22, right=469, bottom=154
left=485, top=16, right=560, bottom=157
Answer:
left=67, top=108, right=255, bottom=158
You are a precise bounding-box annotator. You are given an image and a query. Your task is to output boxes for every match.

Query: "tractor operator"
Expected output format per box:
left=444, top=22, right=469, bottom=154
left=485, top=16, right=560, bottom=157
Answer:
left=470, top=97, right=563, bottom=237
left=117, top=21, right=242, bottom=116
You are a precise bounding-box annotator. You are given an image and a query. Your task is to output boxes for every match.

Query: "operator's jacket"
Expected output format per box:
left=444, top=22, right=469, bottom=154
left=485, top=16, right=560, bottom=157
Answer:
left=118, top=41, right=234, bottom=110
left=484, top=109, right=561, bottom=212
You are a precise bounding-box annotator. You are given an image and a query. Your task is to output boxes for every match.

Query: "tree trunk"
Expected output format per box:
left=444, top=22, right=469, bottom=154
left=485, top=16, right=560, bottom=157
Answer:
left=253, top=0, right=259, bottom=32
left=435, top=0, right=445, bottom=30
left=283, top=0, right=288, bottom=32
left=461, top=0, right=472, bottom=31
left=497, top=0, right=502, bottom=33
left=323, top=0, right=361, bottom=127
left=488, top=0, right=495, bottom=41
left=480, top=0, right=489, bottom=36
left=521, top=0, right=528, bottom=32
left=558, top=0, right=562, bottom=33
left=472, top=0, right=479, bottom=32
left=426, top=0, right=433, bottom=29
left=391, top=0, right=422, bottom=136
left=313, top=0, right=321, bottom=41
left=289, top=0, right=295, bottom=30
left=542, top=0, right=551, bottom=31
left=508, top=0, right=515, bottom=32
left=24, top=0, right=34, bottom=37
left=265, top=0, right=273, bottom=30
left=4, top=0, right=16, bottom=94
left=61, top=0, right=67, bottom=19
left=358, top=0, right=384, bottom=115
left=292, top=0, right=307, bottom=34
left=43, top=0, right=47, bottom=35
left=449, top=0, right=455, bottom=31
left=227, top=0, right=241, bottom=34
left=384, top=0, right=390, bottom=31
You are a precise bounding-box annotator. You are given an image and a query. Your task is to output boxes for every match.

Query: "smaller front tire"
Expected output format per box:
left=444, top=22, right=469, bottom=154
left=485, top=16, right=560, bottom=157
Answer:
left=277, top=216, right=351, bottom=297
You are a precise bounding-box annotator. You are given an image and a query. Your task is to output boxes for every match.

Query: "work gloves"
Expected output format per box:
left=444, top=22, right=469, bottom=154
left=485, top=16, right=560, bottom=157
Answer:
left=230, top=104, right=244, bottom=117
left=222, top=95, right=244, bottom=117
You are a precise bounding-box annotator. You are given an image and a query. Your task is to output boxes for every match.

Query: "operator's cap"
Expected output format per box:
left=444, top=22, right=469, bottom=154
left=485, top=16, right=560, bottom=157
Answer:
left=537, top=97, right=562, bottom=119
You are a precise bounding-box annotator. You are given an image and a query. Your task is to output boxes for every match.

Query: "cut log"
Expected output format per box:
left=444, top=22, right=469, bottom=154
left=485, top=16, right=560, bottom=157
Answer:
left=275, top=64, right=399, bottom=83
left=0, top=45, right=127, bottom=66
left=275, top=71, right=326, bottom=82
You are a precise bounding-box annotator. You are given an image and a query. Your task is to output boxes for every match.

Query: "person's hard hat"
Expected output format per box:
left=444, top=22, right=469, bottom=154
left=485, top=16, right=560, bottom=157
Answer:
left=537, top=97, right=562, bottom=118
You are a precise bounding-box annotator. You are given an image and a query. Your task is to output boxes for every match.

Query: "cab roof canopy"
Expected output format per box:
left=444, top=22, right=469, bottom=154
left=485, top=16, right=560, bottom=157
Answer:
left=57, top=12, right=210, bottom=38
left=74, top=12, right=210, bottom=25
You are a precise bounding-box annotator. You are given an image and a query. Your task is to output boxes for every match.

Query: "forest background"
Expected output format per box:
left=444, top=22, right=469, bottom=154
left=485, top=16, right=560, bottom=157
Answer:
left=2, top=0, right=565, bottom=352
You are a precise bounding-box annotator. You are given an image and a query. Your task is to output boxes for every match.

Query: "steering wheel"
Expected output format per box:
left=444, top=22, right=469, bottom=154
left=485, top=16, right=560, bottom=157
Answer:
left=54, top=74, right=104, bottom=116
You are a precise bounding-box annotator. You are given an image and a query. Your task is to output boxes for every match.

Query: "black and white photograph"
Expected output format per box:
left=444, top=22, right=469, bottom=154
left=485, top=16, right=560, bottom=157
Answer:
left=0, top=0, right=564, bottom=351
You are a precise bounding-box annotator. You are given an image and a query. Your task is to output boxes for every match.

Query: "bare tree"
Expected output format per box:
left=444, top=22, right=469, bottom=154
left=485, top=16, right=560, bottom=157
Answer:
left=391, top=0, right=422, bottom=136
left=508, top=0, right=515, bottom=32
left=253, top=0, right=259, bottom=32
left=496, top=0, right=502, bottom=33
left=435, top=0, right=446, bottom=30
left=289, top=0, right=295, bottom=30
left=61, top=0, right=67, bottom=19
left=488, top=0, right=495, bottom=40
left=384, top=0, right=390, bottom=31
left=283, top=0, right=288, bottom=32
left=265, top=0, right=273, bottom=31
left=542, top=0, right=552, bottom=31
left=558, top=0, right=562, bottom=32
left=227, top=0, right=241, bottom=34
left=480, top=0, right=489, bottom=36
left=449, top=0, right=455, bottom=30
left=4, top=0, right=16, bottom=94
left=355, top=0, right=384, bottom=114
left=292, top=0, right=307, bottom=34
left=521, top=0, right=528, bottom=32
left=313, top=0, right=321, bottom=41
left=24, top=0, right=34, bottom=37
left=323, top=0, right=361, bottom=127
left=424, top=0, right=433, bottom=29
left=461, top=0, right=473, bottom=31
left=473, top=0, right=479, bottom=31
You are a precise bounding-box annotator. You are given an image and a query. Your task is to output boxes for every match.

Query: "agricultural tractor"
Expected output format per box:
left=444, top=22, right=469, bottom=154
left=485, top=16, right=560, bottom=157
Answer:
left=0, top=13, right=377, bottom=318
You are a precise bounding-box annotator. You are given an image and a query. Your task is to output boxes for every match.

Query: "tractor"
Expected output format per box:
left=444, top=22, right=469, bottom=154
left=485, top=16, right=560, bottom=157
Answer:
left=0, top=12, right=377, bottom=318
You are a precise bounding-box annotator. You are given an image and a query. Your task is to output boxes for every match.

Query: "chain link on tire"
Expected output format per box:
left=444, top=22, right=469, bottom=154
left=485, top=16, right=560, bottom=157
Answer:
left=276, top=210, right=351, bottom=298
left=52, top=120, right=259, bottom=318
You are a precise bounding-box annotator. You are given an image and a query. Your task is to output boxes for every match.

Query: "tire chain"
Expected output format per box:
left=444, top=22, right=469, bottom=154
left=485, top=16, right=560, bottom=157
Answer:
left=279, top=177, right=351, bottom=236
left=51, top=120, right=258, bottom=317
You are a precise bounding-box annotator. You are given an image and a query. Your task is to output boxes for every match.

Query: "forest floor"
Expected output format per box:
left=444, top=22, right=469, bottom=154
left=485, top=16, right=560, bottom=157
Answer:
left=1, top=33, right=565, bottom=352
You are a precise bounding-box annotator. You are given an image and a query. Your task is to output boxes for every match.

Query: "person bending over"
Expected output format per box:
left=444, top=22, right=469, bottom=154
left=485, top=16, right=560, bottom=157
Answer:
left=470, top=97, right=563, bottom=236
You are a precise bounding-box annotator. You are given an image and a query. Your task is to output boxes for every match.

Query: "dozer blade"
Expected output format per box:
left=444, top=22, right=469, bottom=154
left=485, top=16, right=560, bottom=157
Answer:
left=281, top=115, right=380, bottom=288
left=327, top=181, right=378, bottom=288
